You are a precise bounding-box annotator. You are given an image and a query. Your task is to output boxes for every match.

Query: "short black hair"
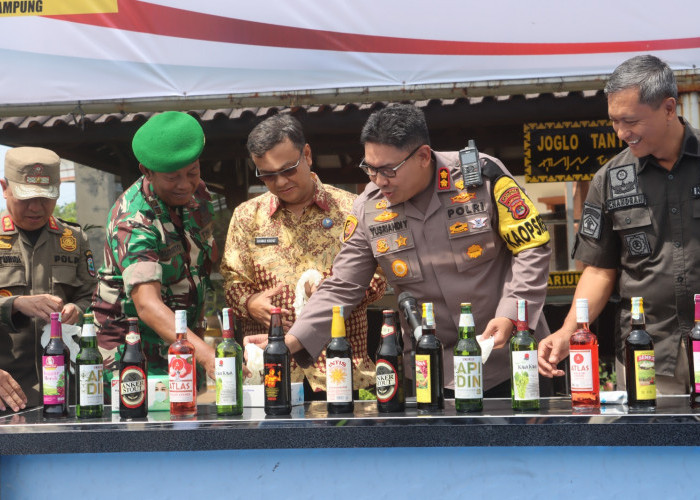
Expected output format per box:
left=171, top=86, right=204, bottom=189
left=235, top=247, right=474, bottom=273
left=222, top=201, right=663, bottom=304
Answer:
left=360, top=104, right=430, bottom=150
left=247, top=114, right=306, bottom=157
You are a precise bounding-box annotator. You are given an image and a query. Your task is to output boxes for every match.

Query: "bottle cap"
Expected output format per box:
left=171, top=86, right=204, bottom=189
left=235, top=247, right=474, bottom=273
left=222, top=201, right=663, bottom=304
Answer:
left=270, top=307, right=282, bottom=314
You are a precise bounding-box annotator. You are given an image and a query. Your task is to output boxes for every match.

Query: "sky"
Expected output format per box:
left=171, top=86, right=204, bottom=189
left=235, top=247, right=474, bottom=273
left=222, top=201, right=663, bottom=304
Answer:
left=0, top=144, right=77, bottom=211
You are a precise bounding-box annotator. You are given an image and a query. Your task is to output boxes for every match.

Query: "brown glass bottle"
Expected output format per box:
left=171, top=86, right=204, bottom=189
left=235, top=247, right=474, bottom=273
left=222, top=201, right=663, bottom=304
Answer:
left=264, top=307, right=291, bottom=415
left=169, top=310, right=197, bottom=418
left=688, top=294, right=700, bottom=408
left=415, top=302, right=444, bottom=411
left=376, top=310, right=405, bottom=413
left=119, top=318, right=148, bottom=419
left=624, top=297, right=656, bottom=410
left=43, top=312, right=70, bottom=418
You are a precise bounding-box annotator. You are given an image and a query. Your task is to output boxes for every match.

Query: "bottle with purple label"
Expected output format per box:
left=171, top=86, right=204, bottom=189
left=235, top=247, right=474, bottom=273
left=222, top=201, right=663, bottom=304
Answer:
left=43, top=312, right=70, bottom=418
left=687, top=294, right=700, bottom=408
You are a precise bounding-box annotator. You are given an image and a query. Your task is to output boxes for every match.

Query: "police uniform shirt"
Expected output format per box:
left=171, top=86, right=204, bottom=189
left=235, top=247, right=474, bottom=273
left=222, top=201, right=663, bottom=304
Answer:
left=287, top=150, right=551, bottom=391
left=574, top=118, right=700, bottom=379
left=0, top=212, right=97, bottom=408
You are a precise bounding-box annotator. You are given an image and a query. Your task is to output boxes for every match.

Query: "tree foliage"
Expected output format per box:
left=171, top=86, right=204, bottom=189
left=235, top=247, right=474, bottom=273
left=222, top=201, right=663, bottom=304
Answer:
left=53, top=201, right=77, bottom=222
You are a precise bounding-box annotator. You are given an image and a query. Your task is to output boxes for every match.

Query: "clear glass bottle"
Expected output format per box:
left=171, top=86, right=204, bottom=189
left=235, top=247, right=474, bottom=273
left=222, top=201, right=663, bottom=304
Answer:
left=169, top=310, right=197, bottom=417
left=216, top=307, right=243, bottom=416
left=569, top=298, right=600, bottom=409
left=510, top=299, right=539, bottom=411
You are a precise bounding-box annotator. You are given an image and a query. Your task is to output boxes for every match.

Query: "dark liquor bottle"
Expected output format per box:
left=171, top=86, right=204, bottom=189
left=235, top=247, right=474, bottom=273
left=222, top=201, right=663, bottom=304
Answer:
left=216, top=307, right=244, bottom=416
left=326, top=305, right=354, bottom=414
left=415, top=302, right=444, bottom=411
left=169, top=310, right=197, bottom=418
left=569, top=298, right=600, bottom=409
left=454, top=302, right=483, bottom=413
left=510, top=299, right=540, bottom=411
left=264, top=307, right=291, bottom=415
left=375, top=310, right=405, bottom=413
left=119, top=318, right=148, bottom=419
left=625, top=297, right=656, bottom=410
left=688, top=294, right=700, bottom=408
left=76, top=313, right=104, bottom=418
left=43, top=312, right=69, bottom=418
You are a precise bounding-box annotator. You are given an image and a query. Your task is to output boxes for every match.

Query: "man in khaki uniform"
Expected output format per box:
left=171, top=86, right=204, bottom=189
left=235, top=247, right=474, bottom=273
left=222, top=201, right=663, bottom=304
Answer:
left=247, top=105, right=552, bottom=395
left=0, top=147, right=96, bottom=412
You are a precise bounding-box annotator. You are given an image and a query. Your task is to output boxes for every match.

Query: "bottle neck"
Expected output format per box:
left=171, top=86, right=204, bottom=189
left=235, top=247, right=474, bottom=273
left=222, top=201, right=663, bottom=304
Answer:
left=515, top=320, right=529, bottom=334
left=695, top=300, right=700, bottom=323
left=458, top=310, right=475, bottom=339
left=50, top=319, right=62, bottom=339
left=576, top=321, right=590, bottom=332
left=222, top=330, right=234, bottom=340
left=331, top=313, right=346, bottom=339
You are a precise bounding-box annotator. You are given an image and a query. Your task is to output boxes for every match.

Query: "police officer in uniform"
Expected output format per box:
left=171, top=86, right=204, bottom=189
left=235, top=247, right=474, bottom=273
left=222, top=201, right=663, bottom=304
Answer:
left=539, top=55, right=700, bottom=394
left=0, top=147, right=96, bottom=412
left=246, top=104, right=552, bottom=395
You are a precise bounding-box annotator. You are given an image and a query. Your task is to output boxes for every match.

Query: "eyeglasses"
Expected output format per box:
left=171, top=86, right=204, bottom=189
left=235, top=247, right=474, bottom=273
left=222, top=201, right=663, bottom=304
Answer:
left=359, top=145, right=424, bottom=179
left=255, top=152, right=304, bottom=180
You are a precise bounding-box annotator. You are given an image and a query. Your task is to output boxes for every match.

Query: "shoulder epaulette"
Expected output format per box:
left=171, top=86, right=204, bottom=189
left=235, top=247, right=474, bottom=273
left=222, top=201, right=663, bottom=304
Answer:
left=58, top=218, right=82, bottom=229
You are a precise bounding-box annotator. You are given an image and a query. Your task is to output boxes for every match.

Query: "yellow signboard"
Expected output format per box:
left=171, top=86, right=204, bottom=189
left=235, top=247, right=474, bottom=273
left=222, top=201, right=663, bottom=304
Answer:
left=547, top=271, right=581, bottom=290
left=524, top=120, right=625, bottom=183
left=0, top=0, right=118, bottom=17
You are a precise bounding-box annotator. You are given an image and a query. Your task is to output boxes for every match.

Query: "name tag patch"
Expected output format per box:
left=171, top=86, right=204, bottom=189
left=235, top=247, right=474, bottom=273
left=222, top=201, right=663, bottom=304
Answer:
left=255, top=237, right=279, bottom=245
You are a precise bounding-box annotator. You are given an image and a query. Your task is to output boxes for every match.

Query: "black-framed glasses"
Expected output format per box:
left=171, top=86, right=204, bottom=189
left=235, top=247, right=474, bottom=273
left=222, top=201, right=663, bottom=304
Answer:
left=255, top=151, right=304, bottom=180
left=359, top=144, right=424, bottom=179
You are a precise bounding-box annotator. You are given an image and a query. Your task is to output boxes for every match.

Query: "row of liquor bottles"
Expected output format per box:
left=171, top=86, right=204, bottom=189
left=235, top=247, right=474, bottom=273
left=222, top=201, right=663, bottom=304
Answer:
left=41, top=293, right=700, bottom=418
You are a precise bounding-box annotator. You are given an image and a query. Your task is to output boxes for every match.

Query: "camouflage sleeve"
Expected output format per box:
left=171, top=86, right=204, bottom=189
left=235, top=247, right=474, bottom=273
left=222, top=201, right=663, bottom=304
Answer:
left=221, top=207, right=257, bottom=320
left=67, top=227, right=98, bottom=314
left=115, top=219, right=162, bottom=296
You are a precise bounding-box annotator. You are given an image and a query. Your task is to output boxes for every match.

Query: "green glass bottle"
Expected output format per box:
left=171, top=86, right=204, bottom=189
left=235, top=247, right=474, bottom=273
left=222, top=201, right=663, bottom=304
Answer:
left=215, top=308, right=244, bottom=416
left=76, top=313, right=104, bottom=418
left=509, top=299, right=540, bottom=411
left=453, top=303, right=483, bottom=412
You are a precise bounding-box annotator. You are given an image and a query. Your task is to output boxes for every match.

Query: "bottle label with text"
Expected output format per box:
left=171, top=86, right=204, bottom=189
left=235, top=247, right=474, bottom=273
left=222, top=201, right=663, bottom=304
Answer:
left=569, top=349, right=594, bottom=391
left=415, top=354, right=432, bottom=403
left=79, top=364, right=104, bottom=406
left=42, top=355, right=66, bottom=404
left=215, top=357, right=237, bottom=405
left=511, top=350, right=539, bottom=401
left=264, top=362, right=284, bottom=402
left=169, top=354, right=195, bottom=403
left=454, top=355, right=483, bottom=399
left=376, top=359, right=398, bottom=402
left=326, top=357, right=352, bottom=402
left=120, top=366, right=146, bottom=408
left=633, top=350, right=656, bottom=400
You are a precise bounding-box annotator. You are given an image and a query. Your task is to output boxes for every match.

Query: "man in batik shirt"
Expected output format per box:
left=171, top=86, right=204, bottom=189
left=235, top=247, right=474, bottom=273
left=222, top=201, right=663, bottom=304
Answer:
left=92, top=111, right=218, bottom=383
left=221, top=114, right=386, bottom=398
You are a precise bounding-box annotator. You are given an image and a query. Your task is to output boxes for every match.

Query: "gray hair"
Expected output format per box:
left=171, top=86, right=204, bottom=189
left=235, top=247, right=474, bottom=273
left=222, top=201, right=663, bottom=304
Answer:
left=246, top=114, right=306, bottom=157
left=360, top=104, right=430, bottom=150
left=604, top=54, right=677, bottom=107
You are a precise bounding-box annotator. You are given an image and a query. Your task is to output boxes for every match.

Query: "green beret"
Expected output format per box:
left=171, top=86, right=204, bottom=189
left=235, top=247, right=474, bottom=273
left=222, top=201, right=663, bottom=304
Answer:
left=132, top=111, right=205, bottom=173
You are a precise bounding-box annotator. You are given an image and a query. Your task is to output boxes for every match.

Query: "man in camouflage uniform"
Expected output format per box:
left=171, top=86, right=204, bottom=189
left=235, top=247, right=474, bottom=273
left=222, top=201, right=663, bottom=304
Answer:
left=92, top=111, right=218, bottom=385
left=0, top=147, right=96, bottom=412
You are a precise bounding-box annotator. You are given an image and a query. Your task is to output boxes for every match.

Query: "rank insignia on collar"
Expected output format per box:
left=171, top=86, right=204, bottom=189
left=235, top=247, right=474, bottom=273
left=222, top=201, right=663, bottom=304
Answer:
left=391, top=259, right=408, bottom=277
left=342, top=215, right=358, bottom=243
left=0, top=236, right=12, bottom=250
left=48, top=216, right=59, bottom=230
left=467, top=244, right=483, bottom=259
left=376, top=239, right=389, bottom=253
left=450, top=191, right=476, bottom=204
left=374, top=210, right=398, bottom=222
left=60, top=228, right=77, bottom=252
left=437, top=167, right=451, bottom=191
left=2, top=216, right=14, bottom=232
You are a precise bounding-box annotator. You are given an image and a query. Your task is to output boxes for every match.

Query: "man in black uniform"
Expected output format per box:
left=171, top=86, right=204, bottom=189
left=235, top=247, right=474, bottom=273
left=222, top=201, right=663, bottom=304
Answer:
left=539, top=54, right=699, bottom=394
